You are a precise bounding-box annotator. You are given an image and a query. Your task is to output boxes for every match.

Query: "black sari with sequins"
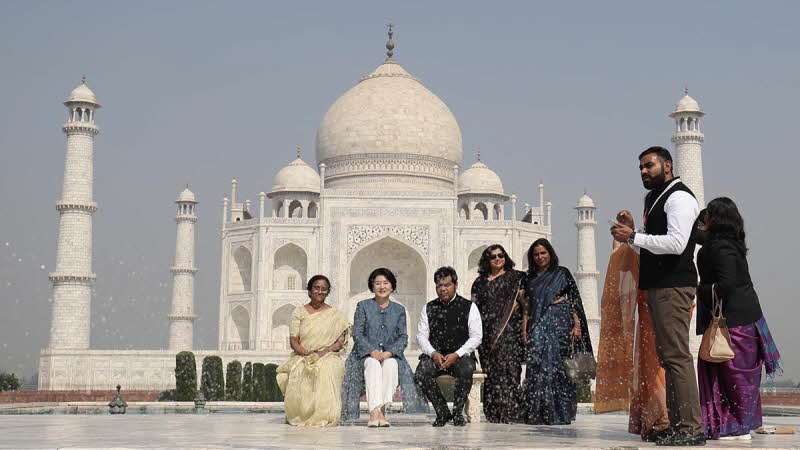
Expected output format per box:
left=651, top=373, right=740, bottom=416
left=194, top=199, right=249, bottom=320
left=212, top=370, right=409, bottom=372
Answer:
left=472, top=269, right=527, bottom=423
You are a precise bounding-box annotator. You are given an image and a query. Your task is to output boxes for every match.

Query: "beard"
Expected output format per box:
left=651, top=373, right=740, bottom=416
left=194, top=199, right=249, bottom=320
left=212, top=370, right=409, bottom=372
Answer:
left=642, top=171, right=667, bottom=190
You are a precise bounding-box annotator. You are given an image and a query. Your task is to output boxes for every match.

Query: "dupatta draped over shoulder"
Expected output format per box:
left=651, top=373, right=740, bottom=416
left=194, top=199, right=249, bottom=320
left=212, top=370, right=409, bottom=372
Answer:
left=276, top=306, right=351, bottom=427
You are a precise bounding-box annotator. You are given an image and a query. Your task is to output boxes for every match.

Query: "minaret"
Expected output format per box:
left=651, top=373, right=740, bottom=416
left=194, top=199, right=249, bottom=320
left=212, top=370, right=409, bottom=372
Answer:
left=48, top=77, right=100, bottom=350
left=575, top=192, right=600, bottom=354
left=168, top=187, right=198, bottom=350
left=670, top=89, right=706, bottom=207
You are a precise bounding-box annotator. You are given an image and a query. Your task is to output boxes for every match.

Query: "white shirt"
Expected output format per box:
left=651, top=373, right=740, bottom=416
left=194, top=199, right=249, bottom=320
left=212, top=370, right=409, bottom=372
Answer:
left=632, top=182, right=700, bottom=255
left=416, top=298, right=483, bottom=358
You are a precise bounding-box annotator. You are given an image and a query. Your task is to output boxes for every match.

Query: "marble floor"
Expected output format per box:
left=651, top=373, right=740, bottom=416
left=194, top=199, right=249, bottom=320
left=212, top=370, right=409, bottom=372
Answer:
left=1, top=413, right=799, bottom=449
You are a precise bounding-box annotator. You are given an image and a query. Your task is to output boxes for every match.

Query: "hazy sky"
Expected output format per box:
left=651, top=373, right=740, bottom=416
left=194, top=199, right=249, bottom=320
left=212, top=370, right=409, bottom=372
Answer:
left=1, top=1, right=799, bottom=381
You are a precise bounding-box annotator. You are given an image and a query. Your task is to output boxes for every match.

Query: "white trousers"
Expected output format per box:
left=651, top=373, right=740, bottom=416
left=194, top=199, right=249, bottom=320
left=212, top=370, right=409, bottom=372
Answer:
left=363, top=357, right=399, bottom=411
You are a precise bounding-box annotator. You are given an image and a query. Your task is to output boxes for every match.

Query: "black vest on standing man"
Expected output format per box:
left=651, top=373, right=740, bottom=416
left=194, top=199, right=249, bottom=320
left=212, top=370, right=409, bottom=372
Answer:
left=426, top=295, right=472, bottom=355
left=639, top=179, right=699, bottom=290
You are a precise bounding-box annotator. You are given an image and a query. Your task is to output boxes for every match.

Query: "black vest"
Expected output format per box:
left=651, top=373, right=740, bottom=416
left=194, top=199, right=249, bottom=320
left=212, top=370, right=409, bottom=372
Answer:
left=639, top=180, right=699, bottom=289
left=426, top=295, right=472, bottom=355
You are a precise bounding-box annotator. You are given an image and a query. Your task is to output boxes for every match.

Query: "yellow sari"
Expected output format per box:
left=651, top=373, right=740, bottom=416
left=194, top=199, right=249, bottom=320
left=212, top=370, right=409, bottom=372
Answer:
left=276, top=306, right=350, bottom=427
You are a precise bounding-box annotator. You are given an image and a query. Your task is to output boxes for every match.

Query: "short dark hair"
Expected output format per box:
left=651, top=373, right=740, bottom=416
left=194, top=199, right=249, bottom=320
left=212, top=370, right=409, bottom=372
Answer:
left=306, top=274, right=331, bottom=292
left=706, top=197, right=748, bottom=254
left=434, top=266, right=458, bottom=284
left=368, top=267, right=397, bottom=292
left=638, top=146, right=673, bottom=163
left=527, top=238, right=559, bottom=273
left=478, top=244, right=515, bottom=276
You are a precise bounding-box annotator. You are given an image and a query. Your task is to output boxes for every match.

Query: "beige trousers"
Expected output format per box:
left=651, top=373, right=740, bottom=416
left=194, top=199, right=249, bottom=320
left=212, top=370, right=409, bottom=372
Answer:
left=647, top=287, right=702, bottom=435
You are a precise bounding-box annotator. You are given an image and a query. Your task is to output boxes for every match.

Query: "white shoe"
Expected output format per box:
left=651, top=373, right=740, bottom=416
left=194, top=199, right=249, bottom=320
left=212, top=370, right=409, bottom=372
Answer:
left=719, top=433, right=752, bottom=440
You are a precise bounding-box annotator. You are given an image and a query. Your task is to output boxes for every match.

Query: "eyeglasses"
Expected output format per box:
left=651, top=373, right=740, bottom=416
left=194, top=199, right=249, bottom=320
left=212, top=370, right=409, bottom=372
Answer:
left=311, top=287, right=329, bottom=293
left=489, top=253, right=506, bottom=260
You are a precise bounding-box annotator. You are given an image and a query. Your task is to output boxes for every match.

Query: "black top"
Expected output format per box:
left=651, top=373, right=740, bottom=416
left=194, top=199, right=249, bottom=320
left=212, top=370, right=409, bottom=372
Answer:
left=696, top=238, right=763, bottom=334
left=425, top=295, right=472, bottom=355
left=639, top=180, right=699, bottom=289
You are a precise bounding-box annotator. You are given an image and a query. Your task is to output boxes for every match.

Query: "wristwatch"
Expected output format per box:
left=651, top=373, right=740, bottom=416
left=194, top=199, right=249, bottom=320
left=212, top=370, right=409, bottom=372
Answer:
left=627, top=231, right=637, bottom=245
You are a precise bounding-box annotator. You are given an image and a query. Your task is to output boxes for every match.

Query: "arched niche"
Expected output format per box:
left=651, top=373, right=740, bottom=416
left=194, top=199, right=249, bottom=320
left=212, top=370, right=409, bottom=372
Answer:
left=348, top=236, right=426, bottom=350
left=465, top=245, right=489, bottom=299
left=459, top=204, right=469, bottom=220
left=229, top=305, right=250, bottom=350
left=271, top=303, right=296, bottom=350
left=474, top=202, right=488, bottom=220
left=288, top=200, right=303, bottom=218
left=493, top=204, right=502, bottom=220
left=308, top=202, right=318, bottom=219
left=273, top=243, right=307, bottom=290
left=229, top=246, right=252, bottom=292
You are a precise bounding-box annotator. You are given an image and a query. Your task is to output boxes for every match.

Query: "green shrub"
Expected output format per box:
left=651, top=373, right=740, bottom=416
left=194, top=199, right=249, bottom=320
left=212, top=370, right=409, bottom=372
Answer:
left=0, top=372, right=20, bottom=392
left=242, top=362, right=253, bottom=401
left=225, top=360, right=243, bottom=401
left=175, top=351, right=197, bottom=401
left=576, top=379, right=592, bottom=403
left=252, top=363, right=266, bottom=402
left=264, top=363, right=284, bottom=402
left=200, top=356, right=225, bottom=401
left=157, top=389, right=177, bottom=401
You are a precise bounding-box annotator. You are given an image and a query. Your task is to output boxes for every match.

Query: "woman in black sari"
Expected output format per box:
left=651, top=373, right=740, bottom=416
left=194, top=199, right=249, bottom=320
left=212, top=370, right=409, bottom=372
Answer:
left=471, top=244, right=528, bottom=423
left=523, top=238, right=592, bottom=425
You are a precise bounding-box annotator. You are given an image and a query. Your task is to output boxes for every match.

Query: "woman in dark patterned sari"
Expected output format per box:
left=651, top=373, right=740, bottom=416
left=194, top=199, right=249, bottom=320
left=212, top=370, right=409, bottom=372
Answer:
left=471, top=244, right=528, bottom=423
left=523, top=238, right=592, bottom=425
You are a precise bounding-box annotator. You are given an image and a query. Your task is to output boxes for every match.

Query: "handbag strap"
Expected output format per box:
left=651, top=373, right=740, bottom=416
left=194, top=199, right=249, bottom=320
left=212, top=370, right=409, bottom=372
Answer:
left=711, top=284, right=725, bottom=319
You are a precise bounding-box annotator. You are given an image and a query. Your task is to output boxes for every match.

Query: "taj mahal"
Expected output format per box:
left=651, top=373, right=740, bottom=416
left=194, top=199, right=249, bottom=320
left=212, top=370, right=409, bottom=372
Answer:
left=37, top=30, right=707, bottom=390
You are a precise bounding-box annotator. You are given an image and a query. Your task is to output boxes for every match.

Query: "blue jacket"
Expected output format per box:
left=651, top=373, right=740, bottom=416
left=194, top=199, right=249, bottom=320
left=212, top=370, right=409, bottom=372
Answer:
left=340, top=299, right=428, bottom=421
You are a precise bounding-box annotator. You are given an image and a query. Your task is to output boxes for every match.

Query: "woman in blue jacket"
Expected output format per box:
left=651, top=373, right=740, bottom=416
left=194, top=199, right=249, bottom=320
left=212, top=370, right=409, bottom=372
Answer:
left=341, top=267, right=428, bottom=426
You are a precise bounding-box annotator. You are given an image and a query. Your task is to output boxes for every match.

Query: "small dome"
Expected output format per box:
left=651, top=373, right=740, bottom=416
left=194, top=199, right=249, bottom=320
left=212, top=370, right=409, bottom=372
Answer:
left=176, top=187, right=197, bottom=203
left=576, top=193, right=595, bottom=208
left=66, top=82, right=99, bottom=105
left=270, top=158, right=320, bottom=195
left=458, top=161, right=505, bottom=196
left=674, top=93, right=700, bottom=113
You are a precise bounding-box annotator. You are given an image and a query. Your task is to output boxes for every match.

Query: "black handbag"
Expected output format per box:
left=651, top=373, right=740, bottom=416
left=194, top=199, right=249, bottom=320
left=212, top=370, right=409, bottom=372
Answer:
left=563, top=340, right=596, bottom=382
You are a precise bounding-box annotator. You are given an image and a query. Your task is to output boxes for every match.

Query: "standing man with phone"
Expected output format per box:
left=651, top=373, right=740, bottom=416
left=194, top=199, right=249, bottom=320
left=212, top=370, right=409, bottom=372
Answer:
left=611, top=146, right=703, bottom=446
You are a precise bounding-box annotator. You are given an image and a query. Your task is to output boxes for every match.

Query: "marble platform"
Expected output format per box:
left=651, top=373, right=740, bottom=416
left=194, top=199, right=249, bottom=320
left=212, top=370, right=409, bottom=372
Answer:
left=1, top=413, right=799, bottom=449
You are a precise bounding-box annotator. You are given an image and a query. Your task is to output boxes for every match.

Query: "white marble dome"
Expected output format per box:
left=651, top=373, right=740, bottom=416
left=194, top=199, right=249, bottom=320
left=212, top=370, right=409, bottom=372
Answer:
left=576, top=193, right=595, bottom=208
left=269, top=158, right=320, bottom=194
left=176, top=188, right=197, bottom=203
left=66, top=83, right=98, bottom=105
left=315, top=59, right=463, bottom=190
left=458, top=161, right=505, bottom=196
left=674, top=93, right=700, bottom=112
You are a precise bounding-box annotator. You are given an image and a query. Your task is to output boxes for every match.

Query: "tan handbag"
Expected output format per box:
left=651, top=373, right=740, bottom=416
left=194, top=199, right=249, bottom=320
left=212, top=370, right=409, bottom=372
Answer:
left=699, top=285, right=735, bottom=363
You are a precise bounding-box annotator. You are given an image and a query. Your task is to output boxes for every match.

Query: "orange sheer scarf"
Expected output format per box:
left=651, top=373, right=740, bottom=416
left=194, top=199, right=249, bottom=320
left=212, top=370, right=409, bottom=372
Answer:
left=594, top=243, right=669, bottom=435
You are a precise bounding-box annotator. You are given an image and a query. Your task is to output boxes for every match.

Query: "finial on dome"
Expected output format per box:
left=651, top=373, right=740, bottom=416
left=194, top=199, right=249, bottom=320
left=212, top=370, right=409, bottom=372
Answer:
left=81, top=74, right=86, bottom=85
left=684, top=85, right=689, bottom=96
left=475, top=148, right=481, bottom=162
left=296, top=144, right=301, bottom=159
left=186, top=183, right=190, bottom=189
left=385, top=22, right=395, bottom=61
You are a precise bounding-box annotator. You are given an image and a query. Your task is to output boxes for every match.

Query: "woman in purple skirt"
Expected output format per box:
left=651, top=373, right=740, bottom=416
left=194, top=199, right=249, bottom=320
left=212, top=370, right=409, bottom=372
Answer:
left=695, top=198, right=781, bottom=441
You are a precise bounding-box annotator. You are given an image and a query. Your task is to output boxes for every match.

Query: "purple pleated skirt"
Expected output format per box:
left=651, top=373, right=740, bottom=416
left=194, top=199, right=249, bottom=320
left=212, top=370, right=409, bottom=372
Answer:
left=697, top=321, right=763, bottom=439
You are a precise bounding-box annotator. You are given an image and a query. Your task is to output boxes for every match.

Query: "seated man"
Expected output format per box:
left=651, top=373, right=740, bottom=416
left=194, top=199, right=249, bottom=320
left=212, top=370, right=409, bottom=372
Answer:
left=415, top=266, right=483, bottom=427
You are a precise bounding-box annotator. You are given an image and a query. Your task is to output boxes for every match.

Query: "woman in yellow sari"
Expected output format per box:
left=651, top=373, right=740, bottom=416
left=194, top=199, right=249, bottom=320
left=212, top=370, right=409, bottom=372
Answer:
left=277, top=275, right=350, bottom=427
